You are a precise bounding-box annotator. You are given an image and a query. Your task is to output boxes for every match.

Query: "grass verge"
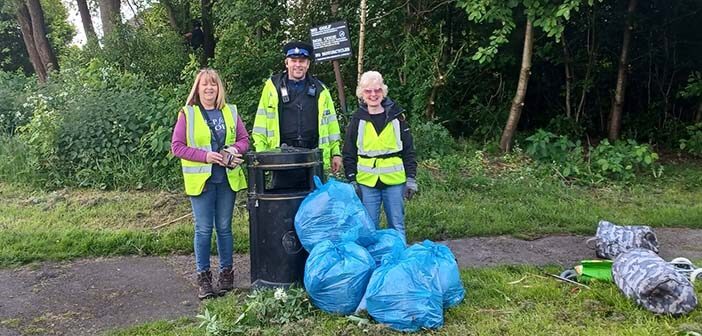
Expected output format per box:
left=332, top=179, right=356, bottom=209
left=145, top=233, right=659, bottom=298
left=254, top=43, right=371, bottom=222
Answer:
left=1, top=159, right=700, bottom=267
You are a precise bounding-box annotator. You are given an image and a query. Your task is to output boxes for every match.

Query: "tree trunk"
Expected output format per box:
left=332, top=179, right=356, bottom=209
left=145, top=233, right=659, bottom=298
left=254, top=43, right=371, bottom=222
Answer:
left=608, top=0, right=637, bottom=141
left=426, top=85, right=438, bottom=119
left=499, top=19, right=534, bottom=152
left=76, top=0, right=97, bottom=42
left=161, top=0, right=180, bottom=33
left=357, top=0, right=367, bottom=83
left=695, top=103, right=702, bottom=124
left=99, top=0, right=121, bottom=36
left=16, top=2, right=47, bottom=82
left=201, top=0, right=215, bottom=64
left=26, top=0, right=58, bottom=72
left=576, top=9, right=597, bottom=122
left=562, top=35, right=573, bottom=118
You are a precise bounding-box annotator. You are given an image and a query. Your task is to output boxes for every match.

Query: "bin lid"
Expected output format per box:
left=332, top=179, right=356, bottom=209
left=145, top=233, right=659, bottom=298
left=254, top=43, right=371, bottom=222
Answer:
left=246, top=146, right=322, bottom=166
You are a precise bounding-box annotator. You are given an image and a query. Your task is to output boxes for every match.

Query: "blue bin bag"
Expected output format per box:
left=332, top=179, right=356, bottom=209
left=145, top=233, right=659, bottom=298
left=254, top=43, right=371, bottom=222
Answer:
left=304, top=240, right=376, bottom=315
left=365, top=252, right=444, bottom=332
left=402, top=240, right=465, bottom=308
left=295, top=177, right=376, bottom=252
left=366, top=229, right=406, bottom=267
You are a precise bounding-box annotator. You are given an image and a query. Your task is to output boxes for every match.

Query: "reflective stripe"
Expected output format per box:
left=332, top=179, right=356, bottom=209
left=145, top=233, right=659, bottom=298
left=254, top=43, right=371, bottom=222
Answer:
left=357, top=164, right=405, bottom=174
left=186, top=106, right=196, bottom=146
left=357, top=120, right=367, bottom=152
left=360, top=148, right=401, bottom=156
left=320, top=110, right=332, bottom=125
left=319, top=133, right=341, bottom=145
left=256, top=108, right=276, bottom=119
left=357, top=119, right=403, bottom=157
left=182, top=165, right=212, bottom=174
left=391, top=119, right=403, bottom=150
left=186, top=106, right=212, bottom=151
left=226, top=104, right=238, bottom=123
left=253, top=127, right=275, bottom=137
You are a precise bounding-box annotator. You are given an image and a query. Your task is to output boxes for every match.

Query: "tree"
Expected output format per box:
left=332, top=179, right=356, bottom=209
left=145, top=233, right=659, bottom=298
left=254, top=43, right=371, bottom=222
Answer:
left=607, top=0, right=637, bottom=141
left=200, top=0, right=214, bottom=63
left=501, top=18, right=534, bottom=152
left=15, top=2, right=46, bottom=81
left=458, top=0, right=590, bottom=151
left=99, top=0, right=120, bottom=36
left=13, top=0, right=59, bottom=82
left=26, top=0, right=57, bottom=70
left=76, top=0, right=96, bottom=42
left=160, top=0, right=190, bottom=34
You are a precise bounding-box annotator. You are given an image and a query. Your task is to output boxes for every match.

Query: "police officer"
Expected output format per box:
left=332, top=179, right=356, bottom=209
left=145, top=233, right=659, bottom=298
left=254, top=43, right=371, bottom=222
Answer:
left=252, top=41, right=342, bottom=188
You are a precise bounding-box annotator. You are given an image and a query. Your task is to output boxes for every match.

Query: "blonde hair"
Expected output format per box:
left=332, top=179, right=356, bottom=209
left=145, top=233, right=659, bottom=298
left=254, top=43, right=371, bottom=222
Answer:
left=185, top=68, right=227, bottom=109
left=356, top=71, right=389, bottom=100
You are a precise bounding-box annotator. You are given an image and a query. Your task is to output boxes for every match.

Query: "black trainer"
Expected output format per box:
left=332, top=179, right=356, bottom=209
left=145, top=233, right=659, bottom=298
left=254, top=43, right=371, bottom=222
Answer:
left=197, top=271, right=216, bottom=300
left=217, top=268, right=234, bottom=294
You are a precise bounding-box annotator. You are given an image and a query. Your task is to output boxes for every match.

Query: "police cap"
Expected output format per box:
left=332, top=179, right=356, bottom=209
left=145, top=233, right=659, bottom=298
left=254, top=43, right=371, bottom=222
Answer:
left=283, top=41, right=313, bottom=59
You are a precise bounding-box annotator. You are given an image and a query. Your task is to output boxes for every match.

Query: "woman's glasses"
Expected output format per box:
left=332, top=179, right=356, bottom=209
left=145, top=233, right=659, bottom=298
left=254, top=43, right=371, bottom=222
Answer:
left=363, top=88, right=383, bottom=94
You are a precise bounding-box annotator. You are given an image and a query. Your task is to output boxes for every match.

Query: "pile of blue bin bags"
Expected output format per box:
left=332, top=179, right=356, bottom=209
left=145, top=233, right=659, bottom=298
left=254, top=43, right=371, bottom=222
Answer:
left=295, top=178, right=465, bottom=332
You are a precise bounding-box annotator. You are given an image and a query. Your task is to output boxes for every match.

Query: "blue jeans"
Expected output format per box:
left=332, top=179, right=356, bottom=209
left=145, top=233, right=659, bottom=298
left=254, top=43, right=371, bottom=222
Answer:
left=190, top=181, right=235, bottom=273
left=359, top=184, right=406, bottom=242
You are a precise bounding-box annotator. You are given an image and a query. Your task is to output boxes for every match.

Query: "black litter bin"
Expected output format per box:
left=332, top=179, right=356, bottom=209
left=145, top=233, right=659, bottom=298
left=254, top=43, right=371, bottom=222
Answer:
left=246, top=146, right=324, bottom=288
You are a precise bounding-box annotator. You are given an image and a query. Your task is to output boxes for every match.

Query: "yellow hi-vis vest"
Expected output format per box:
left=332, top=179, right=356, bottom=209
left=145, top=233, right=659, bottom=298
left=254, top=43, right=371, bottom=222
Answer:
left=356, top=119, right=406, bottom=187
left=180, top=104, right=247, bottom=196
left=252, top=77, right=341, bottom=169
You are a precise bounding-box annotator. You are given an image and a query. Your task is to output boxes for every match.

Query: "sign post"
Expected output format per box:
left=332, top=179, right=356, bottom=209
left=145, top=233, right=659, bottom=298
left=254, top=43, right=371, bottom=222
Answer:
left=310, top=21, right=352, bottom=114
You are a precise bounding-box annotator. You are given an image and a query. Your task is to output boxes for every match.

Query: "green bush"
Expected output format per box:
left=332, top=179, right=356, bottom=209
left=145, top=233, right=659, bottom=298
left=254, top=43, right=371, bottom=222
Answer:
left=98, top=23, right=189, bottom=85
left=679, top=123, right=702, bottom=157
left=6, top=60, right=184, bottom=189
left=0, top=71, right=34, bottom=135
left=212, top=0, right=287, bottom=127
left=525, top=129, right=584, bottom=178
left=589, top=139, right=660, bottom=181
left=411, top=121, right=457, bottom=160
left=524, top=129, right=661, bottom=183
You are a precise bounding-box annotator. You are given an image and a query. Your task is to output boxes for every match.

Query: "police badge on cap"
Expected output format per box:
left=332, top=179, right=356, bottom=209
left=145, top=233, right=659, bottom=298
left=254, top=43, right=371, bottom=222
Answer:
left=283, top=41, right=313, bottom=59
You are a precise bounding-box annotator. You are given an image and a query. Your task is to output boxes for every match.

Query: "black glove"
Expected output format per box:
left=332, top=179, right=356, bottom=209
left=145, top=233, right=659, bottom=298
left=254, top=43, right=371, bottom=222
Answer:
left=404, top=177, right=418, bottom=200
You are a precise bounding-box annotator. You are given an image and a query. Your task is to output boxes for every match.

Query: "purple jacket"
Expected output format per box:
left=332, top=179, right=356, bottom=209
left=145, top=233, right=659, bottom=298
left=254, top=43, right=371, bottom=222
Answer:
left=171, top=108, right=249, bottom=162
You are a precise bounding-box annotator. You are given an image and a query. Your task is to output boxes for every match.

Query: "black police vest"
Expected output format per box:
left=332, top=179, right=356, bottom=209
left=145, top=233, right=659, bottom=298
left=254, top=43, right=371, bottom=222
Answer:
left=276, top=74, right=320, bottom=149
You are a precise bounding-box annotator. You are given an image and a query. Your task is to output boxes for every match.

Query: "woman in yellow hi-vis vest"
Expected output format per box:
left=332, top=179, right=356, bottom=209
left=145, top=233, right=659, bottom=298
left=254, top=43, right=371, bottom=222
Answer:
left=342, top=71, right=418, bottom=243
left=171, top=69, right=248, bottom=300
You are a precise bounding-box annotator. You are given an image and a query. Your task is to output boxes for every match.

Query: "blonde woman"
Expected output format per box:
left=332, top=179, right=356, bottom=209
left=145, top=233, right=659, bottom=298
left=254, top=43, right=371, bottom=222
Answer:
left=342, top=71, right=418, bottom=243
left=171, top=69, right=249, bottom=299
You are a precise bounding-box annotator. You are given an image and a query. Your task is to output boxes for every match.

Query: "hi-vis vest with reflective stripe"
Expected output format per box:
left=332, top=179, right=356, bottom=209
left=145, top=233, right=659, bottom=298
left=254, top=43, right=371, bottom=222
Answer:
left=252, top=77, right=341, bottom=168
left=181, top=104, right=247, bottom=196
left=356, top=119, right=406, bottom=187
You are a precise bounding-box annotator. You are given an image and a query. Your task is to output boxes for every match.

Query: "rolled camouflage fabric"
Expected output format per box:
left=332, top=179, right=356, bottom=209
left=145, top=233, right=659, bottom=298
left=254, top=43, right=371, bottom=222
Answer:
left=613, top=248, right=698, bottom=315
left=593, top=220, right=659, bottom=259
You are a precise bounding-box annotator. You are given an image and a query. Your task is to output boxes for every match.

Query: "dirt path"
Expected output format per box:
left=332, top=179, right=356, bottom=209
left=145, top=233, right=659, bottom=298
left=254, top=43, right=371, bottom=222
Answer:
left=1, top=228, right=701, bottom=336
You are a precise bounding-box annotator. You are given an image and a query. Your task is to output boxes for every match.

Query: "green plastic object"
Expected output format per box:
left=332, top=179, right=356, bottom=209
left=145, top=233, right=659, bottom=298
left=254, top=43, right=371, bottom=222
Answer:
left=574, top=259, right=613, bottom=283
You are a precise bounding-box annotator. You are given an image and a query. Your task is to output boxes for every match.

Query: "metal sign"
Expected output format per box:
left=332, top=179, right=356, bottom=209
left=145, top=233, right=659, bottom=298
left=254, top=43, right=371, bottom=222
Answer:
left=310, top=21, right=352, bottom=63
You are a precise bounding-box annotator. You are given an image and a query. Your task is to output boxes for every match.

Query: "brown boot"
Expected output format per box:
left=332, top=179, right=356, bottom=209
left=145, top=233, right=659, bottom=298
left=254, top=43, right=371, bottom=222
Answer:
left=217, top=268, right=234, bottom=293
left=197, top=271, right=216, bottom=300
